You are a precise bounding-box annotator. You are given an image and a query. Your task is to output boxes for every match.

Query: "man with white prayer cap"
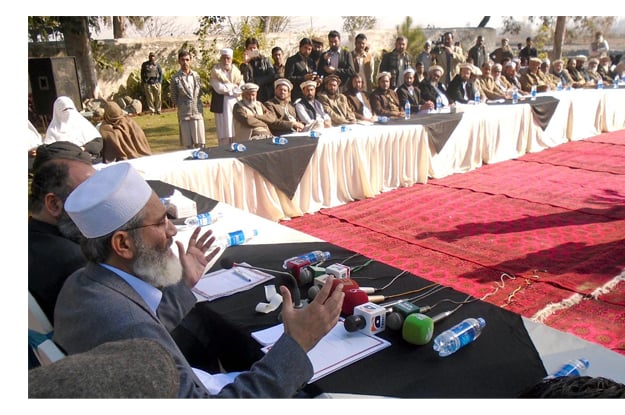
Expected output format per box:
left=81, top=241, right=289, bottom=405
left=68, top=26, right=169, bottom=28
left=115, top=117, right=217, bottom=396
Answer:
left=232, top=82, right=276, bottom=140
left=446, top=62, right=476, bottom=104
left=370, top=71, right=403, bottom=117
left=54, top=162, right=345, bottom=398
left=264, top=78, right=306, bottom=135
left=396, top=67, right=431, bottom=113
left=210, top=47, right=244, bottom=146
left=520, top=56, right=553, bottom=93
left=418, top=65, right=450, bottom=108
left=294, top=79, right=332, bottom=130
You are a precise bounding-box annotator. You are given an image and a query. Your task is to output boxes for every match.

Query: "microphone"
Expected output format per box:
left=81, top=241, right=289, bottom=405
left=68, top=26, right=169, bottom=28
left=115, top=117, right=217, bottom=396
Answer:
left=401, top=311, right=453, bottom=345
left=385, top=302, right=432, bottom=331
left=344, top=302, right=386, bottom=334
left=308, top=275, right=377, bottom=301
left=220, top=257, right=304, bottom=308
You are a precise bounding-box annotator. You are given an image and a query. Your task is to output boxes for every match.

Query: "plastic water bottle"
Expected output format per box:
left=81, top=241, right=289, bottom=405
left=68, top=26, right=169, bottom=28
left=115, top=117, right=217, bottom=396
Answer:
left=613, top=74, right=620, bottom=88
left=231, top=143, right=247, bottom=152
left=282, top=250, right=331, bottom=269
left=404, top=101, right=411, bottom=120
left=216, top=229, right=259, bottom=248
left=271, top=136, right=288, bottom=145
left=530, top=84, right=537, bottom=101
left=557, top=81, right=563, bottom=91
left=474, top=89, right=481, bottom=104
left=512, top=88, right=519, bottom=104
left=432, top=317, right=486, bottom=357
left=545, top=358, right=590, bottom=379
left=377, top=116, right=389, bottom=123
left=435, top=95, right=442, bottom=111
left=309, top=131, right=320, bottom=138
left=192, top=149, right=209, bottom=159
left=184, top=211, right=223, bottom=227
left=597, top=77, right=603, bottom=89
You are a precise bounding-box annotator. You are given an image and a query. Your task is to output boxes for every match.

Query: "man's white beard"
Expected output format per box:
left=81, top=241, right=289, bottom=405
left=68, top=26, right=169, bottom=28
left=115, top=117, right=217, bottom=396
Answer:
left=132, top=235, right=182, bottom=288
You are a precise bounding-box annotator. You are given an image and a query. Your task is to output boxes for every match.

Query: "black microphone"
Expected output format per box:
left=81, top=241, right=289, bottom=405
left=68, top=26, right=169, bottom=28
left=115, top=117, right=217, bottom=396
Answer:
left=220, top=257, right=304, bottom=308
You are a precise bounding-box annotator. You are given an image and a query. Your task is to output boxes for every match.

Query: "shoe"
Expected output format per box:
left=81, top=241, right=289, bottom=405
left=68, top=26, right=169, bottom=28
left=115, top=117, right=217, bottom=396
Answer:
left=156, top=111, right=161, bottom=115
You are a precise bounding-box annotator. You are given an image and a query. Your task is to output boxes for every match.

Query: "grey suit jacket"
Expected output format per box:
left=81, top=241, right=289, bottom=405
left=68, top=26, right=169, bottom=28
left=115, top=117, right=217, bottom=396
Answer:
left=170, top=70, right=204, bottom=120
left=54, top=262, right=313, bottom=398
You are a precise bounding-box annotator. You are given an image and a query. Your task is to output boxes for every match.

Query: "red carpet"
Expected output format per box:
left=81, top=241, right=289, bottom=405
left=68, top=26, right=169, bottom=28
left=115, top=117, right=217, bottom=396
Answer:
left=431, top=161, right=625, bottom=219
left=519, top=140, right=625, bottom=174
left=282, top=130, right=625, bottom=354
left=543, top=298, right=625, bottom=354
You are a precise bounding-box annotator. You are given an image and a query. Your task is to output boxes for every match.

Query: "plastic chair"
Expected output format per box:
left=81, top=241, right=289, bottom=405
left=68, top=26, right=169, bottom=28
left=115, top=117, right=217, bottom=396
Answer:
left=28, top=292, right=65, bottom=366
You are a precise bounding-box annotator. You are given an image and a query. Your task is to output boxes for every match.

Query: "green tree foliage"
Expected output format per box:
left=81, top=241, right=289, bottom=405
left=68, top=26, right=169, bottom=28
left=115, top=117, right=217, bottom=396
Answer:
left=394, top=17, right=427, bottom=58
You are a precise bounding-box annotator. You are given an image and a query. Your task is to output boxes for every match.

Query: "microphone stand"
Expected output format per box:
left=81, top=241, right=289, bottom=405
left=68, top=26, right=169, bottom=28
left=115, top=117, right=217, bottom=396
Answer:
left=226, top=261, right=305, bottom=309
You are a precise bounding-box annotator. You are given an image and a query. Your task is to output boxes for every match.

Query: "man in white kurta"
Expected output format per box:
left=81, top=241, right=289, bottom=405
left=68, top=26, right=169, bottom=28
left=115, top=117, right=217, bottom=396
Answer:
left=209, top=48, right=244, bottom=146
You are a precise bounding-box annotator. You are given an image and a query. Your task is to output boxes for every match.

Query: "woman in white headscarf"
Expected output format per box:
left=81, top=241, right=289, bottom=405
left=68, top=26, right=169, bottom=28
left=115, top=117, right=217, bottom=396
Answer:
left=44, top=96, right=102, bottom=162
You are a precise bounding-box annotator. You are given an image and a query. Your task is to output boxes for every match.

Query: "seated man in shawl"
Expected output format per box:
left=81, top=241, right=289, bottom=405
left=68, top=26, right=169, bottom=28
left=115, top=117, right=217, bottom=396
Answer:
left=232, top=83, right=276, bottom=141
left=99, top=101, right=152, bottom=163
left=344, top=74, right=377, bottom=123
left=316, top=74, right=357, bottom=127
left=264, top=78, right=306, bottom=136
left=370, top=71, right=403, bottom=118
left=44, top=96, right=103, bottom=163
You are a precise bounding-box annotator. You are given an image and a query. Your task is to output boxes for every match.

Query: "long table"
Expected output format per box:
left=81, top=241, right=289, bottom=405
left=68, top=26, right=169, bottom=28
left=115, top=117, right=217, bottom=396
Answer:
left=126, top=87, right=625, bottom=222
left=154, top=181, right=625, bottom=398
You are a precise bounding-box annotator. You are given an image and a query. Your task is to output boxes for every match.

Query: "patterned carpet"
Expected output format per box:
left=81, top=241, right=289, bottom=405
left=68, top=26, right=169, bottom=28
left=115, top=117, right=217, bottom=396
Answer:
left=282, top=130, right=625, bottom=354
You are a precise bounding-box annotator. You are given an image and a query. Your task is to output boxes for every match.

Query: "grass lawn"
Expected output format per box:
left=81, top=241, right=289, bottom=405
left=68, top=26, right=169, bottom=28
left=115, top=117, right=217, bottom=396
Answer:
left=132, top=108, right=219, bottom=155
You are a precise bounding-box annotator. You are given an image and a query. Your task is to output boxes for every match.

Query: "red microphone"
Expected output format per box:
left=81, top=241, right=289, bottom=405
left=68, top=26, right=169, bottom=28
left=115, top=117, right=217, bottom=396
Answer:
left=342, top=288, right=369, bottom=316
left=340, top=287, right=387, bottom=316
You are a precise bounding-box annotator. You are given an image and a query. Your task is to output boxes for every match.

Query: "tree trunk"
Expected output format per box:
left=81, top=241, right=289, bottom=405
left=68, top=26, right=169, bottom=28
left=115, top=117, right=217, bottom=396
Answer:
left=113, top=16, right=126, bottom=39
left=259, top=16, right=269, bottom=33
left=552, top=17, right=567, bottom=61
left=59, top=17, right=100, bottom=100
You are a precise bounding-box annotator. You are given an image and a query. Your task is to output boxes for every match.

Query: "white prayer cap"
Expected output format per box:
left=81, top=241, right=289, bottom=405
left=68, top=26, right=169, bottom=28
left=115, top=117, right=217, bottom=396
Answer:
left=505, top=61, right=517, bottom=69
left=402, top=67, right=416, bottom=77
left=300, top=80, right=317, bottom=91
left=429, top=65, right=444, bottom=74
left=220, top=48, right=233, bottom=57
left=274, top=78, right=293, bottom=90
left=376, top=71, right=391, bottom=81
left=241, top=82, right=259, bottom=92
left=65, top=163, right=152, bottom=238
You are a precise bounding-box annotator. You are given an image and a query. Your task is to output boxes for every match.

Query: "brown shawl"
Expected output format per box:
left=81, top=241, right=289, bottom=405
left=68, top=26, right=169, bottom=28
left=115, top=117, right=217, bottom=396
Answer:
left=100, top=101, right=152, bottom=163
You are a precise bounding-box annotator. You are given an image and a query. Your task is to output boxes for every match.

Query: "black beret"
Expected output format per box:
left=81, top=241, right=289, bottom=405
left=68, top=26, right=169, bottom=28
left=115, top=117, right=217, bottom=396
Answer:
left=32, top=141, right=92, bottom=172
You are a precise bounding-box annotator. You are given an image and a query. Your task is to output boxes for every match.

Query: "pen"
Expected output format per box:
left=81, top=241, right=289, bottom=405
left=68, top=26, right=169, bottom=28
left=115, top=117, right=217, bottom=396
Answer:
left=233, top=267, right=253, bottom=282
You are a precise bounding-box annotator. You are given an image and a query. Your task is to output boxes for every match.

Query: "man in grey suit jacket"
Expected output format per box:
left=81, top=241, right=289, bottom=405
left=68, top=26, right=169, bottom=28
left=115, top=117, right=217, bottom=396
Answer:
left=54, top=162, right=345, bottom=398
left=171, top=50, right=206, bottom=149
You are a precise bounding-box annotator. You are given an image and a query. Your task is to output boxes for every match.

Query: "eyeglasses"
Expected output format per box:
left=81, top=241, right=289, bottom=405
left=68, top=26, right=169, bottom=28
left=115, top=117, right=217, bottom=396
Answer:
left=126, top=215, right=169, bottom=231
